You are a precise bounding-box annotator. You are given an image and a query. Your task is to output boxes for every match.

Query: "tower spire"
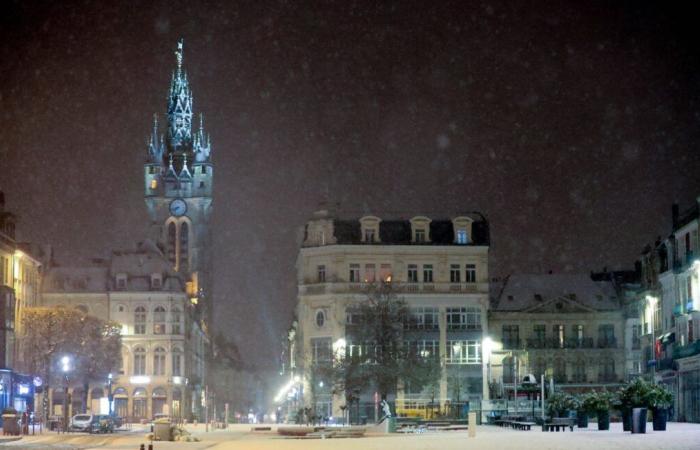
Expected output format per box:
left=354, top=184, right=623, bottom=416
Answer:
left=175, top=39, right=183, bottom=77
left=167, top=39, right=193, bottom=150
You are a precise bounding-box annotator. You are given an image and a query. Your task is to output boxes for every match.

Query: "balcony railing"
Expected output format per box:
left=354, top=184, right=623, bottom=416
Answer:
left=597, top=337, right=617, bottom=348
left=502, top=339, right=521, bottom=350
left=673, top=340, right=700, bottom=360
left=300, top=281, right=487, bottom=295
left=524, top=337, right=594, bottom=349
left=597, top=373, right=619, bottom=383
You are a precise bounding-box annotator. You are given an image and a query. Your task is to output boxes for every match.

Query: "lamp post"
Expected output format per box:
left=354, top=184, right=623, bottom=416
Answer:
left=60, top=356, right=72, bottom=432
left=107, top=373, right=113, bottom=416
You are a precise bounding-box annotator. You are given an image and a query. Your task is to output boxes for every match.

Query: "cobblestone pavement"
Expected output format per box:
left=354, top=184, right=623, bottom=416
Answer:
left=2, top=422, right=700, bottom=450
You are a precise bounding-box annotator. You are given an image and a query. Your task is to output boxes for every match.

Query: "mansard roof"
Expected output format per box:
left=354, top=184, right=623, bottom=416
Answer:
left=329, top=216, right=489, bottom=246
left=43, top=240, right=185, bottom=294
left=491, top=273, right=621, bottom=312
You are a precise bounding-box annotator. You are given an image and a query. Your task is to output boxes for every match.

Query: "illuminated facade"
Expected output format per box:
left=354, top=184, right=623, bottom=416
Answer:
left=294, top=209, right=490, bottom=420
left=41, top=242, right=208, bottom=421
left=488, top=273, right=629, bottom=397
left=143, top=40, right=214, bottom=326
left=0, top=191, right=43, bottom=414
left=638, top=198, right=700, bottom=422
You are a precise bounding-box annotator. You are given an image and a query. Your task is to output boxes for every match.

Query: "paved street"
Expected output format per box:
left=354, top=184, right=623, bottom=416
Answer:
left=2, top=422, right=700, bottom=450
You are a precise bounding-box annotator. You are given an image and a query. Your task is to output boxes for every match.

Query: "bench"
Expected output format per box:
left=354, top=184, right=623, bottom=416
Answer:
left=542, top=418, right=574, bottom=432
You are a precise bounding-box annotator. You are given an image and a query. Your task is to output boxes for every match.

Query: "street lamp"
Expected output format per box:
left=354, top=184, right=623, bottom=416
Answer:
left=60, top=356, right=73, bottom=432
left=107, top=373, right=113, bottom=416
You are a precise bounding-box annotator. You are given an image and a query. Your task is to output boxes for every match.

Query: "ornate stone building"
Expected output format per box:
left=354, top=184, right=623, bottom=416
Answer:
left=488, top=273, right=628, bottom=396
left=293, top=209, right=490, bottom=420
left=39, top=41, right=212, bottom=422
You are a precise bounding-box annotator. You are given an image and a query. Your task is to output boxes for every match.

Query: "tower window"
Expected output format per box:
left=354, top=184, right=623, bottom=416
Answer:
left=148, top=166, right=157, bottom=174
left=167, top=222, right=177, bottom=267
left=199, top=181, right=205, bottom=188
left=150, top=179, right=158, bottom=189
left=180, top=222, right=189, bottom=273
left=201, top=166, right=207, bottom=174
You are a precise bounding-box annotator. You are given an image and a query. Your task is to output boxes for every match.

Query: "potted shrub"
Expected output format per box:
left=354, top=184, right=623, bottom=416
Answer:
left=627, top=378, right=654, bottom=433
left=614, top=385, right=633, bottom=431
left=575, top=393, right=594, bottom=428
left=588, top=391, right=613, bottom=431
left=647, top=384, right=673, bottom=431
left=546, top=392, right=575, bottom=418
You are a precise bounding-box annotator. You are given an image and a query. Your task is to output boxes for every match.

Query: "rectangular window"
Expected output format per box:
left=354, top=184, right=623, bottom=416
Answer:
left=446, top=307, right=481, bottom=330
left=311, top=338, right=333, bottom=364
left=502, top=325, right=520, bottom=349
left=172, top=353, right=182, bottom=377
left=450, top=264, right=461, bottom=283
left=446, top=340, right=481, bottom=364
left=632, top=324, right=641, bottom=350
left=364, top=229, right=375, bottom=243
left=554, top=324, right=565, bottom=348
left=407, top=264, right=418, bottom=283
left=364, top=264, right=376, bottom=283
left=406, top=307, right=439, bottom=330
left=415, top=229, right=426, bottom=243
left=380, top=264, right=392, bottom=282
left=533, top=324, right=546, bottom=347
left=150, top=179, right=157, bottom=189
left=465, top=264, right=476, bottom=283
left=456, top=229, right=468, bottom=244
left=423, top=264, right=433, bottom=283
left=317, top=265, right=326, bottom=283
left=349, top=264, right=360, bottom=283
left=598, top=324, right=615, bottom=347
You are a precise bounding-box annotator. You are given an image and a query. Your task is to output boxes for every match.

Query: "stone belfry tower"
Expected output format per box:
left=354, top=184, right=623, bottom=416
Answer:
left=144, top=40, right=213, bottom=323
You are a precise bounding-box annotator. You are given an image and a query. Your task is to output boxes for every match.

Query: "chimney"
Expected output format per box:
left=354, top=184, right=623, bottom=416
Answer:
left=672, top=203, right=679, bottom=229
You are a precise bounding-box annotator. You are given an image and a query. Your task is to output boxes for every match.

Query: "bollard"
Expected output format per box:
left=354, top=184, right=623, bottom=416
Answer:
left=468, top=412, right=477, bottom=438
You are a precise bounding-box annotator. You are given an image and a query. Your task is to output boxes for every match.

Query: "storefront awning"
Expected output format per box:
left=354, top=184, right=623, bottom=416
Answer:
left=659, top=332, right=676, bottom=345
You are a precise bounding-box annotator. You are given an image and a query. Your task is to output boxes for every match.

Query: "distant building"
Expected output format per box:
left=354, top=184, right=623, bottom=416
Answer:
left=294, top=209, right=490, bottom=420
left=637, top=198, right=700, bottom=422
left=488, top=273, right=629, bottom=395
left=0, top=191, right=44, bottom=414
left=41, top=241, right=207, bottom=421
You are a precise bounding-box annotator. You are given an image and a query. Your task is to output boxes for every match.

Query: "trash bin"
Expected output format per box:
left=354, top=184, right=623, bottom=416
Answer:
left=387, top=417, right=396, bottom=433
left=631, top=408, right=647, bottom=434
left=153, top=421, right=172, bottom=441
left=1, top=414, right=20, bottom=436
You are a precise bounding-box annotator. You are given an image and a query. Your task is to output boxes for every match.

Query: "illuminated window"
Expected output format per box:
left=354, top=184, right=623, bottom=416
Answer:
left=456, top=229, right=468, bottom=244
left=150, top=179, right=158, bottom=189
left=153, top=306, right=166, bottom=334
left=133, top=347, right=146, bottom=375
left=134, top=307, right=146, bottom=335
left=153, top=347, right=166, bottom=376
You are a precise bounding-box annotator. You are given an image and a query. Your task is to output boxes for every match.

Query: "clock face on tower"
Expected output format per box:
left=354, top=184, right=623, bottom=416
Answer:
left=169, top=198, right=187, bottom=217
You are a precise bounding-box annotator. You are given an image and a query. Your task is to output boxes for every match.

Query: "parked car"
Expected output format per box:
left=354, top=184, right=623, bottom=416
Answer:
left=70, top=414, right=94, bottom=432
left=90, top=415, right=115, bottom=433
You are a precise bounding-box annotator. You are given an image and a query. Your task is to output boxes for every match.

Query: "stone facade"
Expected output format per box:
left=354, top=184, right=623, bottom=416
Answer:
left=41, top=241, right=207, bottom=421
left=488, top=273, right=629, bottom=396
left=294, top=209, right=490, bottom=419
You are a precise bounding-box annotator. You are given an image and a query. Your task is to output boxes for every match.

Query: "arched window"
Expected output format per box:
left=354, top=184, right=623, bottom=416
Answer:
left=172, top=347, right=183, bottom=377
left=179, top=222, right=189, bottom=273
left=154, top=306, right=166, bottom=334
left=134, top=306, right=146, bottom=334
left=167, top=222, right=177, bottom=267
left=133, top=347, right=146, bottom=375
left=153, top=347, right=166, bottom=376
left=171, top=307, right=182, bottom=335
left=133, top=387, right=147, bottom=419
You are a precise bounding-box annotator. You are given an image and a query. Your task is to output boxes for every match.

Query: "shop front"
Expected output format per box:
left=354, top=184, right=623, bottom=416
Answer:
left=677, top=354, right=700, bottom=422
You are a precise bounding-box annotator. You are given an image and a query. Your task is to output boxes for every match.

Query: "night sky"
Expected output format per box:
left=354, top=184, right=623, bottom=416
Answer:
left=2, top=1, right=700, bottom=369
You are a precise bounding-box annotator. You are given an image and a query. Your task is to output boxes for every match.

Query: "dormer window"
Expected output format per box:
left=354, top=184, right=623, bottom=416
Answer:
left=410, top=216, right=432, bottom=243
left=151, top=273, right=162, bottom=290
left=452, top=216, right=474, bottom=245
left=115, top=274, right=127, bottom=290
left=360, top=216, right=381, bottom=243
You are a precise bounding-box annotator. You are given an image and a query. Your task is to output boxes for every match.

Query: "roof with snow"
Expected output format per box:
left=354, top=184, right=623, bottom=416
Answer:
left=491, top=273, right=621, bottom=312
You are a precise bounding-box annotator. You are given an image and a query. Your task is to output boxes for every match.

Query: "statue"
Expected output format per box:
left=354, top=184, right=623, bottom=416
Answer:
left=380, top=399, right=392, bottom=419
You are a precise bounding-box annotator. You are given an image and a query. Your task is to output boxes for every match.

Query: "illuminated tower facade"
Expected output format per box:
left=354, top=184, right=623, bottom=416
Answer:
left=144, top=40, right=213, bottom=323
